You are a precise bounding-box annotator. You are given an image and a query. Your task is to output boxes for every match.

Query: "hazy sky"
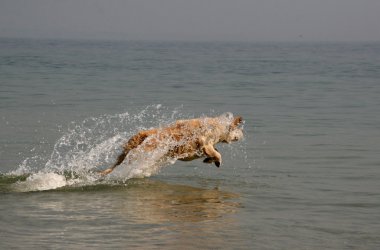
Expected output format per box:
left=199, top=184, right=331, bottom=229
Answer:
left=1, top=0, right=379, bottom=41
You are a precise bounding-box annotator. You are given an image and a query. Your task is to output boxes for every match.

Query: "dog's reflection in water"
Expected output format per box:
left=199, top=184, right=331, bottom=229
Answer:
left=119, top=179, right=241, bottom=223
left=30, top=179, right=243, bottom=248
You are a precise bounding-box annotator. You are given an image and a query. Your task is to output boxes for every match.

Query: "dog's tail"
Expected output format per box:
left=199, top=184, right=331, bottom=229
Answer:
left=98, top=131, right=152, bottom=176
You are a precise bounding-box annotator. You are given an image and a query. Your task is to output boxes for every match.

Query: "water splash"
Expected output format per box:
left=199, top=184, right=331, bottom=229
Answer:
left=9, top=105, right=188, bottom=191
left=6, top=106, right=246, bottom=192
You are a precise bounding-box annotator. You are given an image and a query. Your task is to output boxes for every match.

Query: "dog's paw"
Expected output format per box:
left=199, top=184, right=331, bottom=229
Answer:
left=215, top=161, right=221, bottom=168
left=203, top=157, right=213, bottom=164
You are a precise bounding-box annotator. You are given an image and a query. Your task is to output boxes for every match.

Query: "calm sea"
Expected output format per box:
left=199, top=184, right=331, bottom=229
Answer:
left=1, top=38, right=380, bottom=249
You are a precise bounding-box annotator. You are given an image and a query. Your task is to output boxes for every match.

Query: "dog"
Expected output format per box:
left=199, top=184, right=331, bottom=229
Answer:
left=99, top=113, right=244, bottom=176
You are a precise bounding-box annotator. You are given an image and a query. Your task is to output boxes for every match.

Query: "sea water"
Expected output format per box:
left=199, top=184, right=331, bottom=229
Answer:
left=1, top=38, right=380, bottom=249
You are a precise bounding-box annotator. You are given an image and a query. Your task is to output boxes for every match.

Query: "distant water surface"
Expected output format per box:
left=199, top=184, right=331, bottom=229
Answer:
left=1, top=38, right=380, bottom=249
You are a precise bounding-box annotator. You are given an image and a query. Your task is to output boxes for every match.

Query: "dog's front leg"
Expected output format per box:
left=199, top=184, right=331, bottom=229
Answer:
left=203, top=144, right=222, bottom=167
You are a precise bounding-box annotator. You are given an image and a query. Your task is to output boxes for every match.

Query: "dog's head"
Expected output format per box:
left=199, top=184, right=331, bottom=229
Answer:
left=218, top=113, right=244, bottom=143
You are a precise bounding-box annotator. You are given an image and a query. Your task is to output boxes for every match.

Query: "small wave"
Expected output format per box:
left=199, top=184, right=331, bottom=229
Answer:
left=0, top=170, right=97, bottom=192
left=11, top=172, right=68, bottom=192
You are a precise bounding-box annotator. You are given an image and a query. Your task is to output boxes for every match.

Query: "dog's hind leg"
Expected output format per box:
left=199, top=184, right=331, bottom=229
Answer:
left=99, top=151, right=127, bottom=176
left=98, top=131, right=153, bottom=176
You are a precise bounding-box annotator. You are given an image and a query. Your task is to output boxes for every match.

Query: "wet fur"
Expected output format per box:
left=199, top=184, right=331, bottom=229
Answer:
left=99, top=114, right=243, bottom=176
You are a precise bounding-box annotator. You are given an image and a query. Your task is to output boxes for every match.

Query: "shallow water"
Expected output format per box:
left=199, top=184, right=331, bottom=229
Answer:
left=1, top=38, right=380, bottom=249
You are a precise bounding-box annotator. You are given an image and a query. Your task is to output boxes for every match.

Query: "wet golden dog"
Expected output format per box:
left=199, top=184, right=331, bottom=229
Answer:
left=99, top=113, right=243, bottom=176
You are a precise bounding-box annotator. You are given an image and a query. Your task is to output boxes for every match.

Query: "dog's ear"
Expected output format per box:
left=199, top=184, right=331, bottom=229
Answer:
left=231, top=116, right=243, bottom=128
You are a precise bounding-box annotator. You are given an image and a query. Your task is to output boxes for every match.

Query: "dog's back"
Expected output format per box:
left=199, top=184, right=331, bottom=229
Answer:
left=123, top=118, right=203, bottom=155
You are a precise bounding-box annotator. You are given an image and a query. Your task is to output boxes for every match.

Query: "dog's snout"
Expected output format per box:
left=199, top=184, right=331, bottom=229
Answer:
left=229, top=129, right=243, bottom=142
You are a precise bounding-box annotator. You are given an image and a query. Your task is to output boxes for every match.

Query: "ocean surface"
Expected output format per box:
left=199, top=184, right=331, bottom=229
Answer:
left=1, top=38, right=380, bottom=249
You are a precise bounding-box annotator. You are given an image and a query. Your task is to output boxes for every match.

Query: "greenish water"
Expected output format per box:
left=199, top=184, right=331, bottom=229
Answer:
left=1, top=38, right=380, bottom=249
